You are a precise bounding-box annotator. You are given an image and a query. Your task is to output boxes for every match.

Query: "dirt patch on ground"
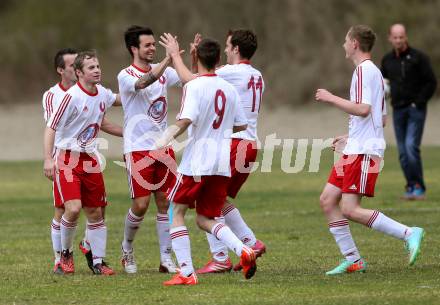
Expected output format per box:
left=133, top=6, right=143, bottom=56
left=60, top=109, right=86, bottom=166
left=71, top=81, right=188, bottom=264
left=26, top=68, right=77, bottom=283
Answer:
left=1, top=101, right=439, bottom=161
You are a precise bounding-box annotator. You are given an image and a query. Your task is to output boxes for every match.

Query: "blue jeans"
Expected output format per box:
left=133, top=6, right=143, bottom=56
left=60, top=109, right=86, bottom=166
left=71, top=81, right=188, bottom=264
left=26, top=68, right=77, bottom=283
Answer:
left=393, top=104, right=427, bottom=190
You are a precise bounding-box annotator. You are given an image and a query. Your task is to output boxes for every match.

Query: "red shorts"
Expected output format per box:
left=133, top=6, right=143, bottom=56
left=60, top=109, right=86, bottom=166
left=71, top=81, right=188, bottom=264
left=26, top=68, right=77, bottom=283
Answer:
left=228, top=139, right=258, bottom=198
left=124, top=148, right=177, bottom=199
left=53, top=150, right=107, bottom=208
left=167, top=174, right=229, bottom=218
left=328, top=154, right=381, bottom=197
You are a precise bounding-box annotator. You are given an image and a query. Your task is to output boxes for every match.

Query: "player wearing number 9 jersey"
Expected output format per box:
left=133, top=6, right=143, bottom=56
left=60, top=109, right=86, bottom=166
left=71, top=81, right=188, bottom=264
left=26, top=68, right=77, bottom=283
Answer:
left=117, top=26, right=181, bottom=274
left=199, top=30, right=266, bottom=273
left=159, top=30, right=266, bottom=273
left=158, top=38, right=257, bottom=286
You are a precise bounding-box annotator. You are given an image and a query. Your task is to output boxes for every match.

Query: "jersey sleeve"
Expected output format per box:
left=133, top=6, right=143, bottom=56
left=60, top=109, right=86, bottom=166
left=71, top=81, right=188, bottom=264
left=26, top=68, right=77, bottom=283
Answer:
left=165, top=67, right=182, bottom=88
left=47, top=93, right=73, bottom=130
left=261, top=75, right=266, bottom=94
left=358, top=66, right=372, bottom=106
left=104, top=87, right=117, bottom=108
left=178, top=83, right=199, bottom=124
left=232, top=90, right=248, bottom=126
left=42, top=91, right=50, bottom=122
left=118, top=71, right=138, bottom=94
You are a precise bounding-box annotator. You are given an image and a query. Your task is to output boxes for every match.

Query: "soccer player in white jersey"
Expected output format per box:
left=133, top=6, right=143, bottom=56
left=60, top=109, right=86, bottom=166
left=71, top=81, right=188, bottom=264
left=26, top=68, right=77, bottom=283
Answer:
left=315, top=25, right=425, bottom=275
left=117, top=26, right=182, bottom=274
left=43, top=50, right=122, bottom=275
left=160, top=30, right=266, bottom=273
left=43, top=49, right=121, bottom=274
left=42, top=48, right=78, bottom=274
left=198, top=30, right=266, bottom=273
left=155, top=38, right=256, bottom=286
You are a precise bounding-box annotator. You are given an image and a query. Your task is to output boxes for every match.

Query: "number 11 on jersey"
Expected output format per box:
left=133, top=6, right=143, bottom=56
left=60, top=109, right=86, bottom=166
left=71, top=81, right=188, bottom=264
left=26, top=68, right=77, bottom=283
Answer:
left=248, top=76, right=263, bottom=112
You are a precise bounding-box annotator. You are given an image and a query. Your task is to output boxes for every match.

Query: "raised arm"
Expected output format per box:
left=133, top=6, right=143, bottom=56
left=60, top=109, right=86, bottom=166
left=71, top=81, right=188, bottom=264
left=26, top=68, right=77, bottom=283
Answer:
left=315, top=88, right=371, bottom=117
left=190, top=33, right=202, bottom=73
left=159, top=33, right=196, bottom=84
left=135, top=56, right=172, bottom=90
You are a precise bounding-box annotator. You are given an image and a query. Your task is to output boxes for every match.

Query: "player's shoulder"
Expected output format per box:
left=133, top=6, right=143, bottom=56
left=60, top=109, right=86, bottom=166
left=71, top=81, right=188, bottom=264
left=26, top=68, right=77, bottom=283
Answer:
left=216, top=64, right=234, bottom=74
left=186, top=74, right=229, bottom=89
left=61, top=84, right=76, bottom=100
left=359, top=60, right=381, bottom=77
left=43, top=86, right=54, bottom=99
left=96, top=83, right=109, bottom=92
left=118, top=65, right=141, bottom=79
left=249, top=65, right=263, bottom=78
left=215, top=76, right=239, bottom=94
left=44, top=83, right=62, bottom=96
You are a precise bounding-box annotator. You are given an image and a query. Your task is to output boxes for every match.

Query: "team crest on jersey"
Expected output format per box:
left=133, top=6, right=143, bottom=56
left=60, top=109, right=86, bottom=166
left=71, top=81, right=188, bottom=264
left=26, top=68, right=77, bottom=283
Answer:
left=64, top=106, right=79, bottom=127
left=77, top=123, right=100, bottom=147
left=99, top=102, right=106, bottom=112
left=147, top=97, right=167, bottom=123
left=83, top=106, right=88, bottom=112
left=159, top=76, right=166, bottom=84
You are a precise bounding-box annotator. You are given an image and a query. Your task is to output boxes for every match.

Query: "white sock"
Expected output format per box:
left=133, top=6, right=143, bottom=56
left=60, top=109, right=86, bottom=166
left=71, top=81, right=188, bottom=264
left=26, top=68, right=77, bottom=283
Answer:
left=211, top=223, right=243, bottom=257
left=170, top=226, right=194, bottom=276
left=329, top=219, right=361, bottom=262
left=60, top=216, right=77, bottom=252
left=122, top=208, right=144, bottom=252
left=205, top=216, right=229, bottom=262
left=223, top=204, right=256, bottom=247
left=87, top=220, right=107, bottom=265
left=368, top=211, right=413, bottom=240
left=51, top=219, right=61, bottom=263
left=156, top=213, right=172, bottom=262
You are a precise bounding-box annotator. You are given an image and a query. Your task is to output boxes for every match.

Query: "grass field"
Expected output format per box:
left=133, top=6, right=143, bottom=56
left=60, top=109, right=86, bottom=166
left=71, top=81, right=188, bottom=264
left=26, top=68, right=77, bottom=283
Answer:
left=0, top=147, right=439, bottom=305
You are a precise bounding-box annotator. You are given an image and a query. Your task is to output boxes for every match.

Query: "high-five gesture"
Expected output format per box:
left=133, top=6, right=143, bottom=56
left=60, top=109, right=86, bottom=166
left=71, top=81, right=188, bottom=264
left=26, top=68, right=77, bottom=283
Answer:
left=190, top=33, right=202, bottom=57
left=159, top=33, right=182, bottom=57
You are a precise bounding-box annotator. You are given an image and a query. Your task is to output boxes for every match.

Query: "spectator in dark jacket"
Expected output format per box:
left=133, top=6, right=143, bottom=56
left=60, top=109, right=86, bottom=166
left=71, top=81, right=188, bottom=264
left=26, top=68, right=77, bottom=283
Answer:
left=381, top=23, right=437, bottom=200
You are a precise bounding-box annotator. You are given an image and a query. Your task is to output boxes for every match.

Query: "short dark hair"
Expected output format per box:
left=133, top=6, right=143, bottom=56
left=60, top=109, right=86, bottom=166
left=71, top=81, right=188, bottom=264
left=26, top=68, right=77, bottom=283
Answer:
left=124, top=25, right=154, bottom=57
left=228, top=29, right=258, bottom=59
left=73, top=50, right=98, bottom=72
left=196, top=38, right=221, bottom=70
left=348, top=25, right=376, bottom=52
left=54, top=48, right=77, bottom=71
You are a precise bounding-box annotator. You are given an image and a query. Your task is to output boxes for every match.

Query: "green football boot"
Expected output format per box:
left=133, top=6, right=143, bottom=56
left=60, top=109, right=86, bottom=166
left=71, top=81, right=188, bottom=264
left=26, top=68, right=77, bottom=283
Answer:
left=325, top=258, right=367, bottom=276
left=405, top=227, right=425, bottom=266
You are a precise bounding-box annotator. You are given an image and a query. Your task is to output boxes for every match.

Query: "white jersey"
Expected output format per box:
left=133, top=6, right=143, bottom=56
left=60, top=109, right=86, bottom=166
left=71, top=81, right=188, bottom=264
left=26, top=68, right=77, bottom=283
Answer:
left=117, top=64, right=181, bottom=153
left=177, top=74, right=247, bottom=177
left=216, top=61, right=264, bottom=141
left=47, top=82, right=116, bottom=153
left=42, top=82, right=69, bottom=122
left=344, top=60, right=386, bottom=157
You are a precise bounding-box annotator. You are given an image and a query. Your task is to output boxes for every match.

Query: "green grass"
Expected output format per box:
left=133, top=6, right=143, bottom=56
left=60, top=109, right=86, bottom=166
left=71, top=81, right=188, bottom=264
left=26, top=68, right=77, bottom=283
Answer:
left=1, top=147, right=439, bottom=305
